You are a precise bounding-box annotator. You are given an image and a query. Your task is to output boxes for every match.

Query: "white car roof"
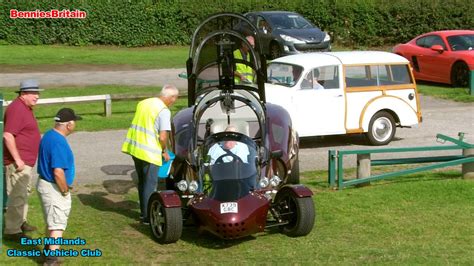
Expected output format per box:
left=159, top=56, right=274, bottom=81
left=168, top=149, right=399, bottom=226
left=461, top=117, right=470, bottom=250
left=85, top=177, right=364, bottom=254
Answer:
left=271, top=51, right=409, bottom=68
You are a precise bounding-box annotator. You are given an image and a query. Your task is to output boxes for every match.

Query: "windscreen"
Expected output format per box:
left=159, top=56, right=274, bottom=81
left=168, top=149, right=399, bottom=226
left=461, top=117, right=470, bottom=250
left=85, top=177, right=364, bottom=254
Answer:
left=267, top=13, right=312, bottom=29
left=202, top=133, right=258, bottom=202
left=267, top=63, right=303, bottom=87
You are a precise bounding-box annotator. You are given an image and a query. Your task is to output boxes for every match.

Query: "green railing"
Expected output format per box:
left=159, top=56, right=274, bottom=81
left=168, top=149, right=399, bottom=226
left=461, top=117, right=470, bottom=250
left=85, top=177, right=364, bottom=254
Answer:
left=470, top=70, right=474, bottom=96
left=328, top=133, right=474, bottom=189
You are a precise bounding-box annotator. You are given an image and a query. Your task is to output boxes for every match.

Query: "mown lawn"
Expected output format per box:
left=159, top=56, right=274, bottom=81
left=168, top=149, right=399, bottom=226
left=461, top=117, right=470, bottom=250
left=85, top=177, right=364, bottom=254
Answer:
left=1, top=169, right=473, bottom=264
left=0, top=45, right=188, bottom=71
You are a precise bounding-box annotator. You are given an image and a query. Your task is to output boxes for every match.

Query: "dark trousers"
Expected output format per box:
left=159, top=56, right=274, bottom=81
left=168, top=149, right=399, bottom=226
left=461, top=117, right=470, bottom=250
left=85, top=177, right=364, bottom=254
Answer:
left=132, top=156, right=159, bottom=221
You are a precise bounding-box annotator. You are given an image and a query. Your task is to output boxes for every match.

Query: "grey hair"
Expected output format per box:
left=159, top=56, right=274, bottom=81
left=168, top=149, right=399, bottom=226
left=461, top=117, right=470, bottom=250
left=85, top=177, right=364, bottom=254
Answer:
left=159, top=84, right=179, bottom=98
left=54, top=121, right=69, bottom=128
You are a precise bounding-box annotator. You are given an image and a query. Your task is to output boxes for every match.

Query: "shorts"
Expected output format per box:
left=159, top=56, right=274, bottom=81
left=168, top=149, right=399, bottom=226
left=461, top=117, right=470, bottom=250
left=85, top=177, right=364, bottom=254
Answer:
left=37, top=178, right=72, bottom=231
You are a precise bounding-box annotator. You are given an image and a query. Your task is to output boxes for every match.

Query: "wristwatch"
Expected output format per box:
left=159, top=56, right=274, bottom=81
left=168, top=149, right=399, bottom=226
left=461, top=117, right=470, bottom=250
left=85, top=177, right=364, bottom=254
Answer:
left=61, top=190, right=69, bottom=197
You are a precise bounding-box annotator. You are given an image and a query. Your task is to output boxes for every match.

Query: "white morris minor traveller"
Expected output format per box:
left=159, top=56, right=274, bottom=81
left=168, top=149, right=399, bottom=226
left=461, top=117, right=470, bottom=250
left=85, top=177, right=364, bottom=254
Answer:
left=265, top=51, right=422, bottom=145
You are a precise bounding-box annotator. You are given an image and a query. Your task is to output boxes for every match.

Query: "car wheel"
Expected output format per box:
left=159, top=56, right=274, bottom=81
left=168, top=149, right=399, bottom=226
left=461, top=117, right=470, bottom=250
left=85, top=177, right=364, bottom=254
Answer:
left=287, top=154, right=300, bottom=184
left=366, top=111, right=396, bottom=146
left=274, top=189, right=315, bottom=237
left=270, top=42, right=281, bottom=59
left=148, top=194, right=182, bottom=244
left=451, top=62, right=469, bottom=87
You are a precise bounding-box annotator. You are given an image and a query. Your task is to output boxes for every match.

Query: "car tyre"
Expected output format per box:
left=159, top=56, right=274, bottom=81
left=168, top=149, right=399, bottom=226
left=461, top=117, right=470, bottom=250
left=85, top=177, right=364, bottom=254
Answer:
left=270, top=42, right=282, bottom=59
left=287, top=154, right=300, bottom=184
left=274, top=189, right=315, bottom=237
left=148, top=194, right=182, bottom=244
left=366, top=111, right=396, bottom=146
left=451, top=61, right=469, bottom=87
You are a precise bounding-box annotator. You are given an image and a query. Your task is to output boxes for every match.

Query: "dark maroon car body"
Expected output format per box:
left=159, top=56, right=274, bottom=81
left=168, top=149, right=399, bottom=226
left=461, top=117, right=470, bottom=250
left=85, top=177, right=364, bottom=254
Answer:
left=147, top=13, right=315, bottom=243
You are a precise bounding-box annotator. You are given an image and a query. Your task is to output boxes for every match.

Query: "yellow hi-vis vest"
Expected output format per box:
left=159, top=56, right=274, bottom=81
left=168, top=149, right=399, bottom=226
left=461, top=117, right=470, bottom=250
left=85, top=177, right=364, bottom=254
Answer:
left=234, top=49, right=254, bottom=84
left=121, top=98, right=167, bottom=165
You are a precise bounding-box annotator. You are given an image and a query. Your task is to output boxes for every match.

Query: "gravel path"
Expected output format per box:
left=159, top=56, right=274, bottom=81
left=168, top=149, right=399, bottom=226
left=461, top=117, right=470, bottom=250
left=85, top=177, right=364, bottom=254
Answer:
left=0, top=68, right=187, bottom=89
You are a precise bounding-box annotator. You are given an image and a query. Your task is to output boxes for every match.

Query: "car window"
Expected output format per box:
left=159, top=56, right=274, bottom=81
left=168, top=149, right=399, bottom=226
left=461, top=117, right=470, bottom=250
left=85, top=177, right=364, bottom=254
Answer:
left=267, top=63, right=303, bottom=87
left=415, top=35, right=446, bottom=49
left=301, top=66, right=340, bottom=90
left=267, top=13, right=312, bottom=29
left=447, top=34, right=474, bottom=51
left=346, top=64, right=412, bottom=87
left=256, top=16, right=271, bottom=32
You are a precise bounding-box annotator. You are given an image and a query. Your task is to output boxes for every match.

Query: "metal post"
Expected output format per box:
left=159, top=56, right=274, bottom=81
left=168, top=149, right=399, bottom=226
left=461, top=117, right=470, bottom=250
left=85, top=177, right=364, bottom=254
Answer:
left=470, top=70, right=474, bottom=96
left=337, top=153, right=344, bottom=190
left=356, top=153, right=371, bottom=187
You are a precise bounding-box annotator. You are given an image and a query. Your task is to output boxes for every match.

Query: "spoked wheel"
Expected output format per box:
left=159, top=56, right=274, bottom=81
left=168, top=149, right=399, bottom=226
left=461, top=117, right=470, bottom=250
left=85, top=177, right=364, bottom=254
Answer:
left=274, top=189, right=315, bottom=237
left=366, top=111, right=396, bottom=146
left=451, top=62, right=469, bottom=87
left=148, top=194, right=182, bottom=244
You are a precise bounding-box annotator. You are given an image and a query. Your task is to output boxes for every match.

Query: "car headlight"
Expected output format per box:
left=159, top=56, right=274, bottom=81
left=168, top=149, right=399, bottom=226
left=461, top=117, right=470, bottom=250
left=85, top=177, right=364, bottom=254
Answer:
left=188, top=180, right=199, bottom=192
left=259, top=177, right=270, bottom=188
left=270, top=175, right=281, bottom=187
left=323, top=32, right=331, bottom=42
left=177, top=180, right=188, bottom=192
left=280, top=34, right=304, bottom=44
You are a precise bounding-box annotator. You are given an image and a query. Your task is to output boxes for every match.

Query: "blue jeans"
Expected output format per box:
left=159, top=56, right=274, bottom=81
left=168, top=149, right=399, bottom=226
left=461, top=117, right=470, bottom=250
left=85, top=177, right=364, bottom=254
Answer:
left=132, top=156, right=159, bottom=222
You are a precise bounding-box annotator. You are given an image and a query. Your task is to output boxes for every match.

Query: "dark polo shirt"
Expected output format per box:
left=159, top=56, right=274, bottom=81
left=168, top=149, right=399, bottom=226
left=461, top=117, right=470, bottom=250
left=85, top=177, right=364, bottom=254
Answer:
left=3, top=97, right=41, bottom=166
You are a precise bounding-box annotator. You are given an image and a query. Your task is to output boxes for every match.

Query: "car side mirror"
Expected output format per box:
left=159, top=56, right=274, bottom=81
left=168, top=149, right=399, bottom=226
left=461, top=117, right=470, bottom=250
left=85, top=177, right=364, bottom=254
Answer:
left=431, top=44, right=444, bottom=53
left=270, top=150, right=283, bottom=159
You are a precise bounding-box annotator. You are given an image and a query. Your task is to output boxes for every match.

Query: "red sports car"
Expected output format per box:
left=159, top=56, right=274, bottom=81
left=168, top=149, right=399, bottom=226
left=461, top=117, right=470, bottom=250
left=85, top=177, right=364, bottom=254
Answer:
left=393, top=30, right=474, bottom=87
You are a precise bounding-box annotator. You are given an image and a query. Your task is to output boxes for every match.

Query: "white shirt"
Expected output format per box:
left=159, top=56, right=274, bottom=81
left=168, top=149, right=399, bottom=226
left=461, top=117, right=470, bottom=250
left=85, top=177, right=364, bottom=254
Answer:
left=208, top=141, right=249, bottom=165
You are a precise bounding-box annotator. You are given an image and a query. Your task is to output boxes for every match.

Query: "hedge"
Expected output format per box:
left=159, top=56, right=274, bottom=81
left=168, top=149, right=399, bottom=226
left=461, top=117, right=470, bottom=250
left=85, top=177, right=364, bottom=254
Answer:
left=1, top=0, right=472, bottom=47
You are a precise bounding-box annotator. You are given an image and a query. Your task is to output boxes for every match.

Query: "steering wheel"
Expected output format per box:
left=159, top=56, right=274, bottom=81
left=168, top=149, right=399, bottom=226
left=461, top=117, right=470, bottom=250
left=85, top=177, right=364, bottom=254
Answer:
left=451, top=44, right=459, bottom=51
left=268, top=76, right=281, bottom=83
left=214, top=152, right=243, bottom=165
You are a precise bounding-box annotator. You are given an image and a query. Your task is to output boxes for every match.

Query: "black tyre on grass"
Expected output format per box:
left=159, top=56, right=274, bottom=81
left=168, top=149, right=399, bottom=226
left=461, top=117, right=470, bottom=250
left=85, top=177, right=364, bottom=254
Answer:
left=451, top=61, right=469, bottom=87
left=274, top=189, right=315, bottom=237
left=148, top=194, right=182, bottom=244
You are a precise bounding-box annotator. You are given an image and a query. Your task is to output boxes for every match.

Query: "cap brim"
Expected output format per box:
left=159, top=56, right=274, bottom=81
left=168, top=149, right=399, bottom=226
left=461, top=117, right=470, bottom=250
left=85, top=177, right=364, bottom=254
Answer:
left=75, top=115, right=82, bottom=121
left=16, top=88, right=44, bottom=93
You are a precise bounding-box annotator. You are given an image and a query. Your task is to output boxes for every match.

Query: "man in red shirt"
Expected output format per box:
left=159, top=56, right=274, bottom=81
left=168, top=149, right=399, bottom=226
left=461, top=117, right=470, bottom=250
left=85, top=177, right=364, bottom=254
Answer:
left=3, top=79, right=42, bottom=241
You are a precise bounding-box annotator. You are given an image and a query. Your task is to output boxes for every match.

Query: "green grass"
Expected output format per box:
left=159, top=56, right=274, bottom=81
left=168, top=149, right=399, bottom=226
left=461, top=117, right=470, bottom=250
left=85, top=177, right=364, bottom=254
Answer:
left=1, top=169, right=472, bottom=264
left=0, top=85, right=188, bottom=133
left=0, top=45, right=188, bottom=71
left=418, top=83, right=474, bottom=102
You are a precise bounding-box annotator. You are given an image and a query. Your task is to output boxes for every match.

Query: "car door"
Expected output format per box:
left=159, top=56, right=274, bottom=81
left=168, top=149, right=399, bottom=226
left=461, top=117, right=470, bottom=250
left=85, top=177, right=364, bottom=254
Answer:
left=291, top=66, right=345, bottom=136
left=255, top=15, right=273, bottom=53
left=415, top=35, right=451, bottom=82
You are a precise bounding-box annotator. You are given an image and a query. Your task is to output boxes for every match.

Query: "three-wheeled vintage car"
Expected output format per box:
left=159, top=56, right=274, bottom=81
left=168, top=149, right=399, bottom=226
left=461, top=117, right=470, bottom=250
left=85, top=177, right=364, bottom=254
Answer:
left=147, top=13, right=315, bottom=243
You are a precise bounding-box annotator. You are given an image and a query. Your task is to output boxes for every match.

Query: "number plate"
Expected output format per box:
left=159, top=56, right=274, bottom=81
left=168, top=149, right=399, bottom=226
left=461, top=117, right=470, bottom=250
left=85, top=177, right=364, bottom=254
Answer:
left=220, top=202, right=238, bottom=214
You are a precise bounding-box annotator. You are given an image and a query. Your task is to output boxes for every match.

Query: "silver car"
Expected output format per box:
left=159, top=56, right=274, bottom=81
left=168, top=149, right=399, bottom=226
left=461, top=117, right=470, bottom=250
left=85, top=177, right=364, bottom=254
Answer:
left=245, top=11, right=331, bottom=59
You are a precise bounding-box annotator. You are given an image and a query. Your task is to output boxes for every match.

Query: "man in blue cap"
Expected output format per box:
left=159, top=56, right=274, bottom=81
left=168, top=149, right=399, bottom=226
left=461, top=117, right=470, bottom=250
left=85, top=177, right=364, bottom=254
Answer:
left=3, top=79, right=43, bottom=241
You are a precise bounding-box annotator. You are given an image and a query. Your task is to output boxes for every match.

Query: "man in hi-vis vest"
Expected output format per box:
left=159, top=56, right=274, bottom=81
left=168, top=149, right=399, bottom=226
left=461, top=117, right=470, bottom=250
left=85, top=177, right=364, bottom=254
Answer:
left=122, top=84, right=179, bottom=224
left=234, top=35, right=255, bottom=84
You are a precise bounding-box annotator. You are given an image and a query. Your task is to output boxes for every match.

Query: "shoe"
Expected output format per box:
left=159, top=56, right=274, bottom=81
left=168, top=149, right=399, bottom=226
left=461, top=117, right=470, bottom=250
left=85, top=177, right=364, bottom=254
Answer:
left=21, top=221, right=38, bottom=232
left=140, top=217, right=150, bottom=225
left=4, top=232, right=30, bottom=242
